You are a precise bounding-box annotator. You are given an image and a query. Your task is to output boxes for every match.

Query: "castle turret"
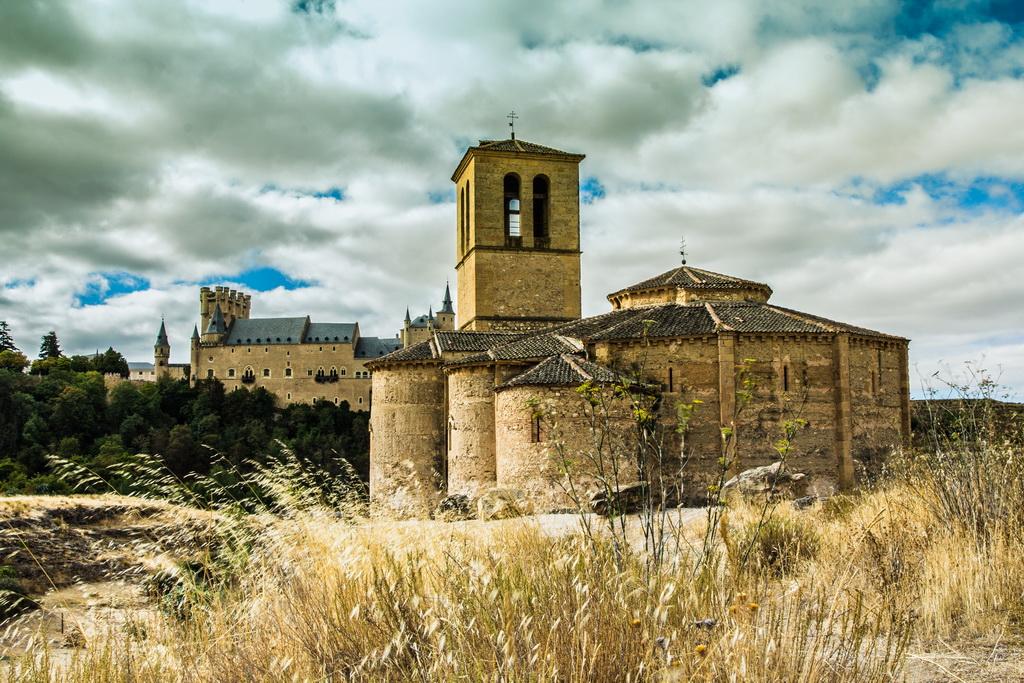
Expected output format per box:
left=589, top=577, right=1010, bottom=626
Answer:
left=434, top=283, right=455, bottom=331
left=154, top=319, right=171, bottom=379
left=190, top=324, right=200, bottom=383
left=202, top=303, right=227, bottom=344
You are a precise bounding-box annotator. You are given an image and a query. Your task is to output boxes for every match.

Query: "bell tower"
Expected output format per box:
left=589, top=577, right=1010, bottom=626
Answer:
left=452, top=135, right=585, bottom=331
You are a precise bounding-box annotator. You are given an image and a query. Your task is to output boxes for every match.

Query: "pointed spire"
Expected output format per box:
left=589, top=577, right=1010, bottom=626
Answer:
left=428, top=305, right=434, bottom=320
left=405, top=307, right=411, bottom=323
left=191, top=324, right=200, bottom=341
left=441, top=281, right=454, bottom=314
left=156, top=319, right=169, bottom=346
left=206, top=303, right=226, bottom=334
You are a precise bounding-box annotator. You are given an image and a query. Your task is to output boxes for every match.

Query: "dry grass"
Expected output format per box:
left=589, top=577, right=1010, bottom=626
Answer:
left=3, top=446, right=1024, bottom=681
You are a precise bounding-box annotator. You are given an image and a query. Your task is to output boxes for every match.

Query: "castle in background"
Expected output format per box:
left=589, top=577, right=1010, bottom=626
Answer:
left=136, top=284, right=459, bottom=408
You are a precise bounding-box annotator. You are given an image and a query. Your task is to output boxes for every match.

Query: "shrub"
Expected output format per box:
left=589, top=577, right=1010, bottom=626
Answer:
left=729, top=514, right=821, bottom=577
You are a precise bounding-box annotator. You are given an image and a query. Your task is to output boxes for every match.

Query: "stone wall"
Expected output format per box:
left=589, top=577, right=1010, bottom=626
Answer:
left=368, top=362, right=446, bottom=517
left=849, top=339, right=909, bottom=475
left=494, top=384, right=639, bottom=511
left=446, top=365, right=499, bottom=497
left=193, top=340, right=375, bottom=408
left=731, top=335, right=840, bottom=495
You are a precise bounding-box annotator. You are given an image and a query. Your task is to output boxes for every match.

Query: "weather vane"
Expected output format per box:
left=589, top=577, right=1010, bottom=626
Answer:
left=680, top=237, right=687, bottom=265
left=507, top=110, right=519, bottom=139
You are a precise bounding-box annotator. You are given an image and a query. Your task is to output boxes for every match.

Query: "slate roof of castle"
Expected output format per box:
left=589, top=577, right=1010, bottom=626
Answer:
left=305, top=322, right=357, bottom=343
left=225, top=317, right=309, bottom=345
left=156, top=320, right=169, bottom=346
left=409, top=314, right=433, bottom=329
left=128, top=362, right=154, bottom=371
left=497, top=354, right=622, bottom=390
left=609, top=265, right=772, bottom=298
left=355, top=336, right=402, bottom=358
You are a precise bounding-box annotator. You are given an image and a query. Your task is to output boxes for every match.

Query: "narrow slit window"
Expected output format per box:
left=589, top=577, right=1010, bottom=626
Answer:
left=668, top=367, right=674, bottom=392
left=783, top=365, right=789, bottom=392
left=532, top=415, right=543, bottom=443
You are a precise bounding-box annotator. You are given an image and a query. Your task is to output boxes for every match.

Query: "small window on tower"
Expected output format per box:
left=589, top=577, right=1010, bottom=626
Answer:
left=504, top=174, right=521, bottom=244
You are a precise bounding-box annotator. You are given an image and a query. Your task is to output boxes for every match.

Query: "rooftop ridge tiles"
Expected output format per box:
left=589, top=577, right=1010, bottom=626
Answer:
left=704, top=302, right=733, bottom=332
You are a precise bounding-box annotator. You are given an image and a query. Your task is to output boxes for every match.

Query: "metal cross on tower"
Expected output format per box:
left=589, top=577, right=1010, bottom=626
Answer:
left=679, top=237, right=687, bottom=265
left=507, top=110, right=519, bottom=139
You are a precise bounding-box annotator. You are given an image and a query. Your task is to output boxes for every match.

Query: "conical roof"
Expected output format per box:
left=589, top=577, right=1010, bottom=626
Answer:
left=191, top=324, right=200, bottom=340
left=156, top=320, right=169, bottom=346
left=206, top=303, right=227, bottom=334
left=441, top=282, right=454, bottom=314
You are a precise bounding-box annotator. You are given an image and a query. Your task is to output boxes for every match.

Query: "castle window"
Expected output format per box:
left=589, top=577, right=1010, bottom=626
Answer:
left=330, top=366, right=338, bottom=377
left=533, top=175, right=549, bottom=247
left=287, top=392, right=291, bottom=400
left=358, top=397, right=363, bottom=405
left=783, top=365, right=790, bottom=392
left=285, top=368, right=292, bottom=377
left=228, top=368, right=235, bottom=378
left=207, top=369, right=214, bottom=379
left=334, top=397, right=339, bottom=405
left=208, top=356, right=214, bottom=362
left=532, top=415, right=543, bottom=443
left=504, top=174, right=521, bottom=242
left=307, top=369, right=313, bottom=376
left=263, top=368, right=270, bottom=377
left=668, top=367, right=674, bottom=393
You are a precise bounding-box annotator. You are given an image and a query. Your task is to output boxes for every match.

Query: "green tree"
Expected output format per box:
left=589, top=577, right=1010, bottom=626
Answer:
left=93, top=347, right=129, bottom=377
left=39, top=331, right=62, bottom=359
left=0, top=350, right=29, bottom=372
left=0, top=321, right=17, bottom=353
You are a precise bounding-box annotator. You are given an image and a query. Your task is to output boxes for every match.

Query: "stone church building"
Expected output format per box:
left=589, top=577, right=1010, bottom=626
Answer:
left=367, top=136, right=911, bottom=516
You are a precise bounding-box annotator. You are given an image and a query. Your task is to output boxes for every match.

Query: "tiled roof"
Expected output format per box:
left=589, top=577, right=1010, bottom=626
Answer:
left=433, top=330, right=522, bottom=353
left=473, top=138, right=580, bottom=156
left=610, top=265, right=771, bottom=297
left=498, top=354, right=622, bottom=390
left=225, top=317, right=308, bottom=345
left=355, top=336, right=403, bottom=358
left=373, top=298, right=903, bottom=370
left=305, top=322, right=357, bottom=344
left=365, top=338, right=439, bottom=368
left=445, top=333, right=584, bottom=368
left=128, top=362, right=154, bottom=371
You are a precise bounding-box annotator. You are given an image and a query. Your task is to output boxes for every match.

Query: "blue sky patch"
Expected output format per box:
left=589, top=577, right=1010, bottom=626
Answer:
left=702, top=64, right=740, bottom=87
left=3, top=277, right=37, bottom=289
left=75, top=272, right=151, bottom=306
left=201, top=266, right=314, bottom=292
left=428, top=188, right=455, bottom=204
left=580, top=176, right=607, bottom=204
left=870, top=173, right=1024, bottom=212
left=260, top=183, right=345, bottom=201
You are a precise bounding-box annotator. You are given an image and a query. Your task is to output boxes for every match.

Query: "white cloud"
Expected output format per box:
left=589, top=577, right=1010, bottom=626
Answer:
left=0, top=0, right=1021, bottom=398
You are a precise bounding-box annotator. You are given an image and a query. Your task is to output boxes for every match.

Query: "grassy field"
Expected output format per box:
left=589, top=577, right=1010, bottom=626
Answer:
left=2, top=437, right=1023, bottom=681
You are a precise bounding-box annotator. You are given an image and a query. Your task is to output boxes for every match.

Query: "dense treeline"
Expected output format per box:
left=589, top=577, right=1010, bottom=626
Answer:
left=0, top=366, right=370, bottom=496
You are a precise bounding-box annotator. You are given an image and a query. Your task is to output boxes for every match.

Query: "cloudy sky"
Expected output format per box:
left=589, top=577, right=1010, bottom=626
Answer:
left=1, top=0, right=1023, bottom=398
